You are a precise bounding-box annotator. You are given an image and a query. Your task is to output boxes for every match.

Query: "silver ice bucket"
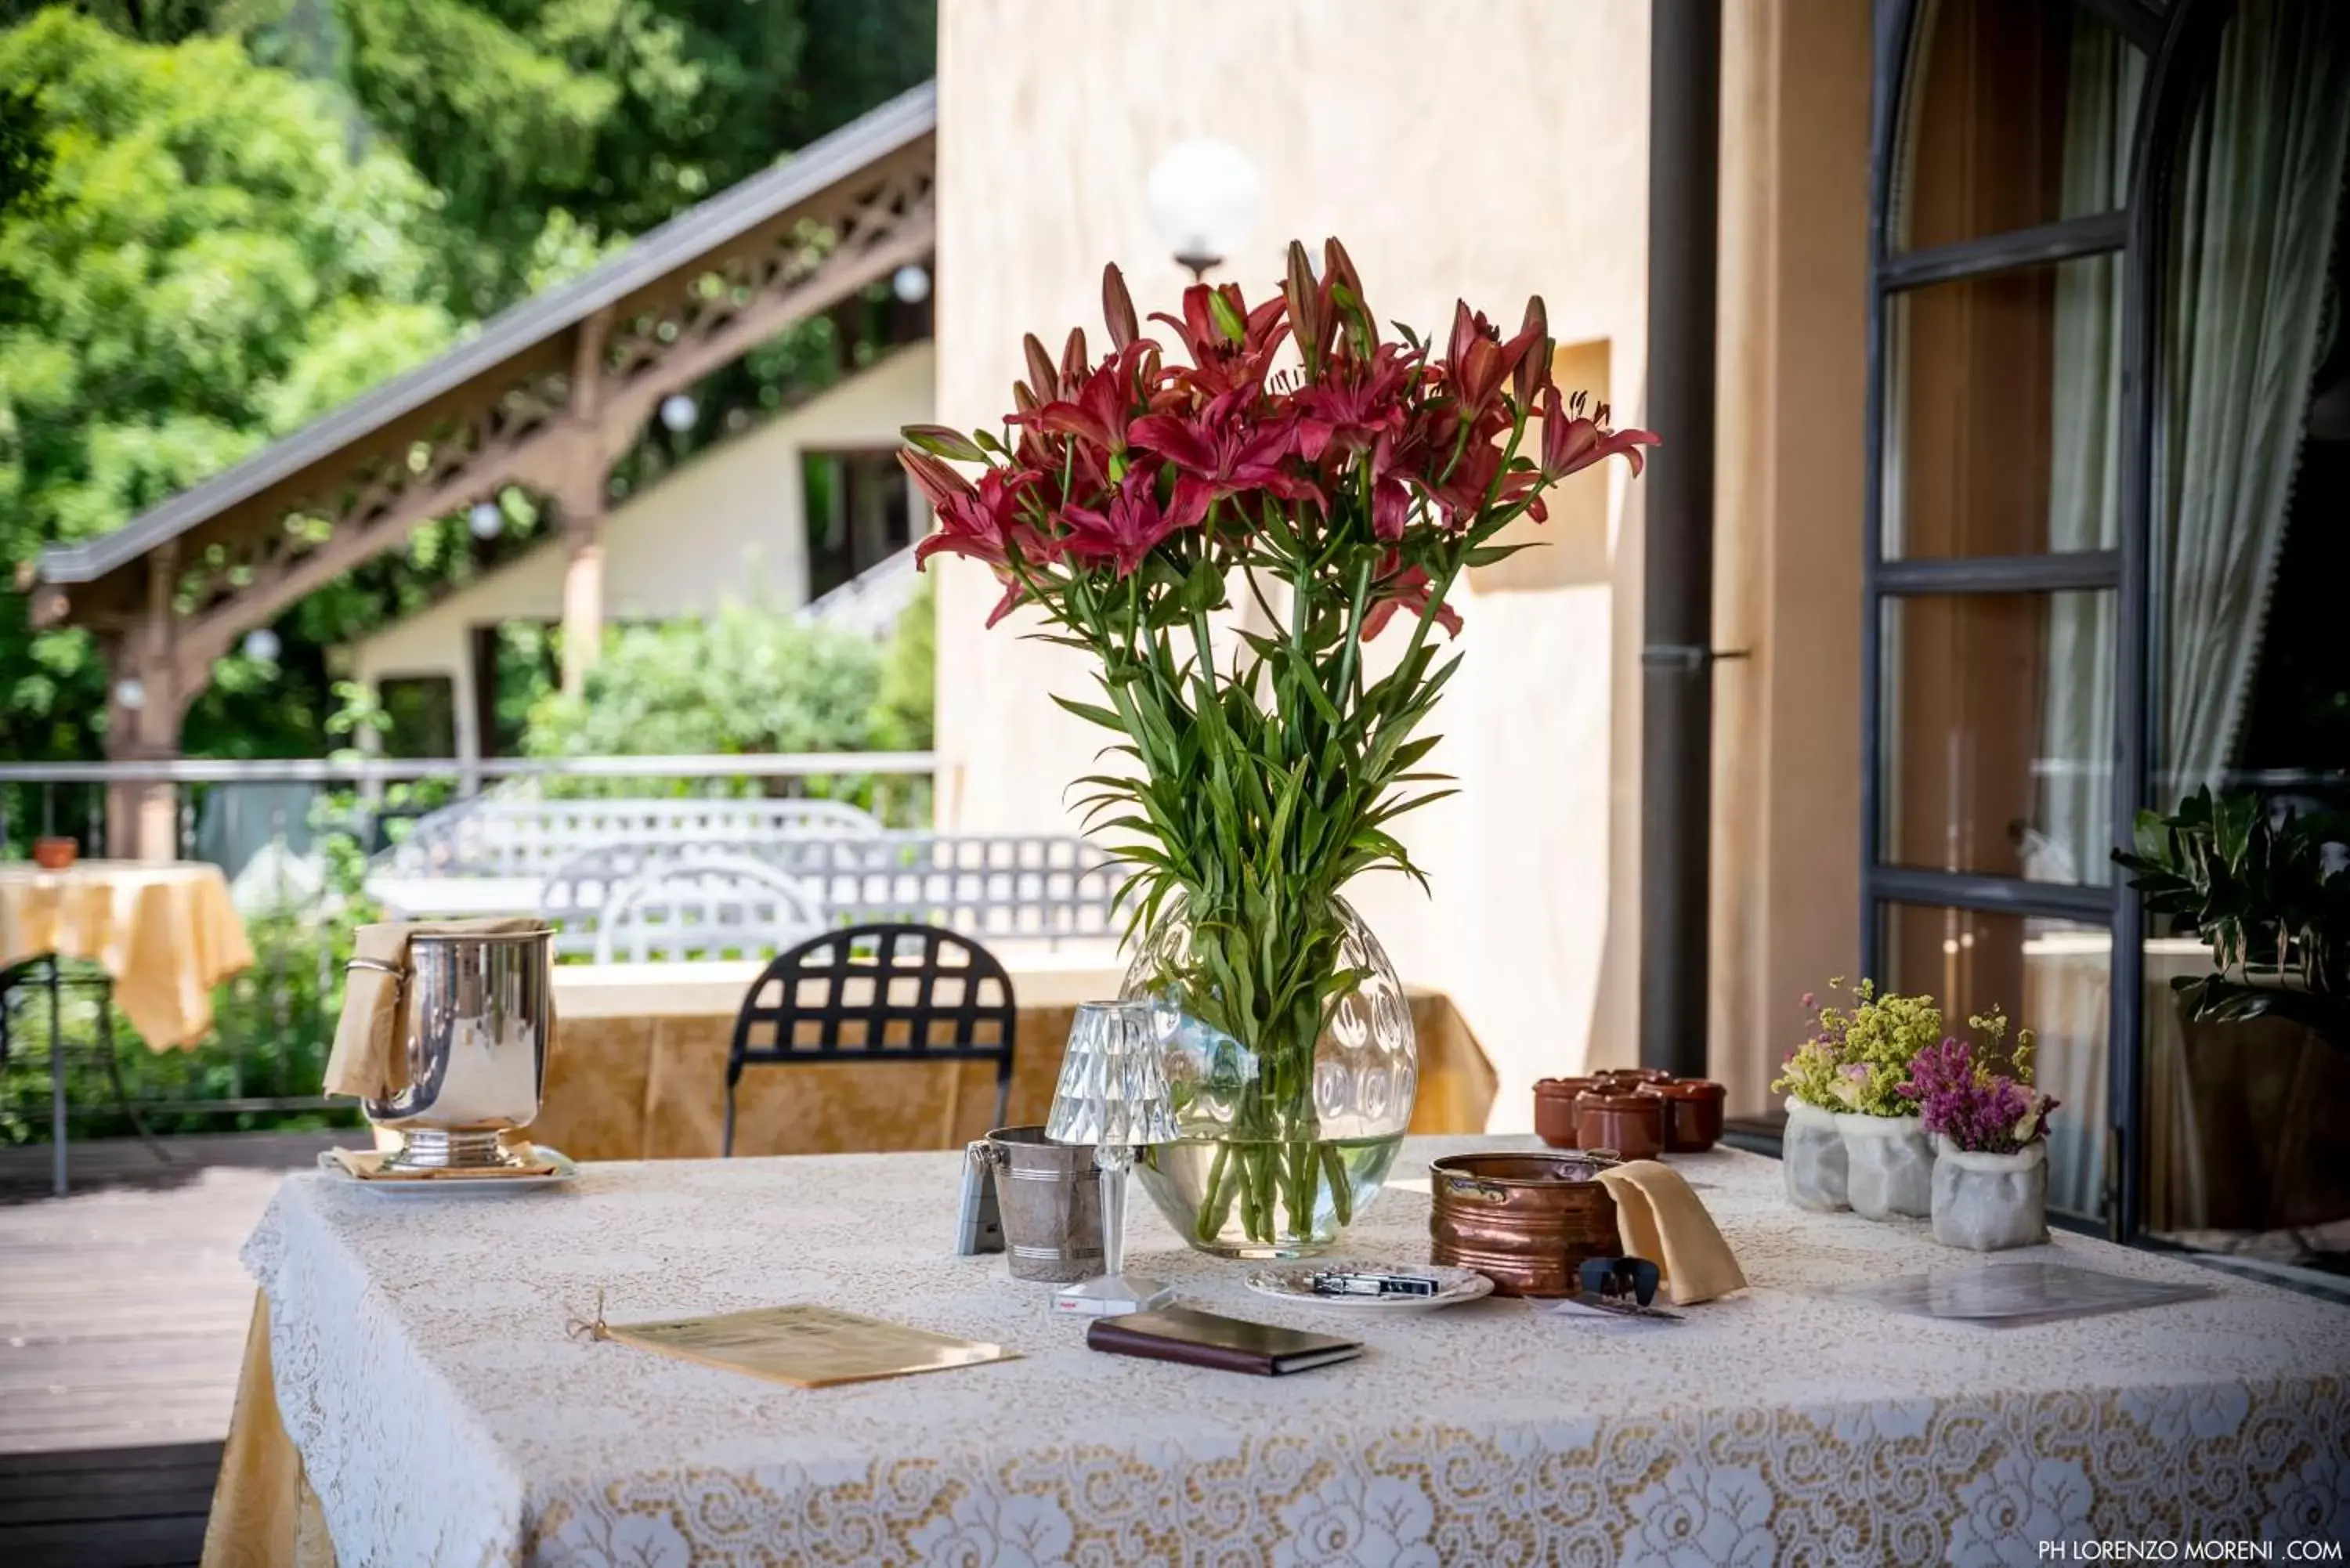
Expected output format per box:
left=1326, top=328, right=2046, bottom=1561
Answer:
left=357, top=927, right=554, bottom=1171
left=971, top=1125, right=1105, bottom=1283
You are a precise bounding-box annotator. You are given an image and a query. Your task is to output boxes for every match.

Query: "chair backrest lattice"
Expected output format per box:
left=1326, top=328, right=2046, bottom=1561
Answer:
left=723, top=923, right=1018, bottom=1154
left=808, top=833, right=1132, bottom=942
left=593, top=854, right=827, bottom=965
left=380, top=795, right=883, bottom=878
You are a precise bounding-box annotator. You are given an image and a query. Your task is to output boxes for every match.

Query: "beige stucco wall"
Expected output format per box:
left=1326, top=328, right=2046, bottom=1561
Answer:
left=349, top=343, right=933, bottom=757
left=931, top=0, right=1652, bottom=1126
left=1708, top=0, right=1871, bottom=1113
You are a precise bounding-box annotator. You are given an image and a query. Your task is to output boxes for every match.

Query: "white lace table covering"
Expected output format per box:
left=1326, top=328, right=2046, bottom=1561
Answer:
left=245, top=1137, right=2350, bottom=1566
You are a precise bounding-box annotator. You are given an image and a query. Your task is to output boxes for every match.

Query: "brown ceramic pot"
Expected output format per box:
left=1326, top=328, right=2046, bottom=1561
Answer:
left=1641, top=1078, right=1728, bottom=1153
left=1574, top=1088, right=1665, bottom=1161
left=31, top=837, right=77, bottom=871
left=1428, top=1151, right=1621, bottom=1297
left=1531, top=1075, right=1607, bottom=1148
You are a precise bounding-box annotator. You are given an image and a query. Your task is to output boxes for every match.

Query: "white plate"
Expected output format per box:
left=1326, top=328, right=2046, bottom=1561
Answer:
left=1244, top=1261, right=1494, bottom=1312
left=316, top=1147, right=580, bottom=1194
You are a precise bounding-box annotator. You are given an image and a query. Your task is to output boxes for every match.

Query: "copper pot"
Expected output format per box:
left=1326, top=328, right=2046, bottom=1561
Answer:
left=1428, top=1151, right=1621, bottom=1297
left=1574, top=1088, right=1664, bottom=1161
left=1531, top=1075, right=1607, bottom=1148
left=1641, top=1078, right=1727, bottom=1152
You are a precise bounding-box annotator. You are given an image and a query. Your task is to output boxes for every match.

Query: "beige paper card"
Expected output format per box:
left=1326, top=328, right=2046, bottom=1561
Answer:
left=602, top=1303, right=1017, bottom=1389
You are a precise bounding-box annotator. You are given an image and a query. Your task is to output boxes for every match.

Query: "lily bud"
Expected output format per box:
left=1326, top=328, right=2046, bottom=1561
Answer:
left=1514, top=297, right=1550, bottom=406
left=1023, top=334, right=1058, bottom=402
left=1102, top=263, right=1140, bottom=350
left=1060, top=327, right=1089, bottom=390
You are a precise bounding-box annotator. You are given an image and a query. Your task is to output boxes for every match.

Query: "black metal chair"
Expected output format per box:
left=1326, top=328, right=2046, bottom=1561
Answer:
left=722, top=923, right=1018, bottom=1156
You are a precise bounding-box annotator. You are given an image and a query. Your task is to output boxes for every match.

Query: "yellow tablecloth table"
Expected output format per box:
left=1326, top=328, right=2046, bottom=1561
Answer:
left=0, top=859, right=255, bottom=1047
left=204, top=966, right=1495, bottom=1567
left=526, top=957, right=1498, bottom=1161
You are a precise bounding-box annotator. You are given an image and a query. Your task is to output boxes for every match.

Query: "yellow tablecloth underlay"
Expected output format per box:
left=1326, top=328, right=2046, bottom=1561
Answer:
left=0, top=860, right=255, bottom=1048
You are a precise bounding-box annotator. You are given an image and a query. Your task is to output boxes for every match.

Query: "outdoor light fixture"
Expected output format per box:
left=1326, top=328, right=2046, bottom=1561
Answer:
left=468, top=500, right=504, bottom=540
left=114, top=677, right=145, bottom=711
left=243, top=628, right=281, bottom=664
left=659, top=393, right=698, bottom=433
left=1146, top=139, right=1264, bottom=280
left=891, top=263, right=931, bottom=304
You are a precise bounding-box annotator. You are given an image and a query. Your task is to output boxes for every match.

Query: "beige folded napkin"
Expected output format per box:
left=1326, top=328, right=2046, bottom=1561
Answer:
left=329, top=1143, right=559, bottom=1180
left=1596, top=1159, right=1748, bottom=1306
left=325, top=917, right=547, bottom=1100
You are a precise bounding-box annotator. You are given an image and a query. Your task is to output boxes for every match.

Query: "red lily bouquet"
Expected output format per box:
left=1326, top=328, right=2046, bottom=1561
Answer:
left=902, top=239, right=1656, bottom=1253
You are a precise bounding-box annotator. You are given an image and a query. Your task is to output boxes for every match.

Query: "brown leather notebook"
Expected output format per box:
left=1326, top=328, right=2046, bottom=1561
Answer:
left=1084, top=1306, right=1363, bottom=1375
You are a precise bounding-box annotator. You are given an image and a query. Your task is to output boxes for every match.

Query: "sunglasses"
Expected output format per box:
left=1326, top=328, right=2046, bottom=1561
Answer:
left=1577, top=1255, right=1662, bottom=1310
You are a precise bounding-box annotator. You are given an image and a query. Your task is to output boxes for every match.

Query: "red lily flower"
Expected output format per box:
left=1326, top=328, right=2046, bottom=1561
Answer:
left=1021, top=343, right=1153, bottom=456
left=1059, top=468, right=1193, bottom=578
left=1150, top=282, right=1291, bottom=400
left=1443, top=301, right=1544, bottom=423
left=1129, top=393, right=1305, bottom=525
left=1538, top=388, right=1661, bottom=479
left=1361, top=556, right=1462, bottom=641
left=1294, top=341, right=1422, bottom=461
left=903, top=454, right=1046, bottom=573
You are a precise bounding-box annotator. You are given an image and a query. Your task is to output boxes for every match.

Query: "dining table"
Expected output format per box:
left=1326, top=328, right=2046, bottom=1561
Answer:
left=203, top=1136, right=2350, bottom=1566
left=0, top=858, right=256, bottom=1194
left=529, top=952, right=1501, bottom=1161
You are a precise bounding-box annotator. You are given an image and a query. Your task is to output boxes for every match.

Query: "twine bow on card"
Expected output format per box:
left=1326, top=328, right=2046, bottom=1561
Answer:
left=566, top=1291, right=610, bottom=1344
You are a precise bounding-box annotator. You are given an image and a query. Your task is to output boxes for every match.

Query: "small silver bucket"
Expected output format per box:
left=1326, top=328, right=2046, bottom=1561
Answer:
left=356, top=927, right=554, bottom=1171
left=974, top=1125, right=1104, bottom=1283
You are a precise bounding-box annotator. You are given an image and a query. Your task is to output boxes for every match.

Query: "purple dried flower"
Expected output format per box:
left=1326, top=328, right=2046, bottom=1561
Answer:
left=1800, top=991, right=1817, bottom=1010
left=1909, top=1033, right=2059, bottom=1154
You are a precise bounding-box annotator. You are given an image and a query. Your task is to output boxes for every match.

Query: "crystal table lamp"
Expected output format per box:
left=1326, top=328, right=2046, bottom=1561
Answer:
left=1046, top=1000, right=1180, bottom=1316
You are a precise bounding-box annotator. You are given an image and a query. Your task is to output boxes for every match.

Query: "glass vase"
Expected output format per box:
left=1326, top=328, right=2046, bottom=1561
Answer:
left=1122, top=892, right=1417, bottom=1258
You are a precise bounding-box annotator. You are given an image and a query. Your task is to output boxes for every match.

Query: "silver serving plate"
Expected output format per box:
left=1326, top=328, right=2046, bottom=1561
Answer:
left=1245, top=1260, right=1494, bottom=1312
left=317, top=1147, right=579, bottom=1195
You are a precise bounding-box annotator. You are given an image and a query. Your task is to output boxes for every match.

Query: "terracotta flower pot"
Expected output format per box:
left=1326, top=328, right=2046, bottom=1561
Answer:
left=32, top=837, right=77, bottom=870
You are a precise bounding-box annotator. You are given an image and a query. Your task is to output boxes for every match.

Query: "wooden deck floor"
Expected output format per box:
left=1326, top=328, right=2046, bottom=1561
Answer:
left=0, top=1133, right=340, bottom=1566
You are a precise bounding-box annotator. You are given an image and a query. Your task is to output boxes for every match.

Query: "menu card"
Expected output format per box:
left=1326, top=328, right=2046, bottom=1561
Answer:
left=602, top=1304, right=1017, bottom=1389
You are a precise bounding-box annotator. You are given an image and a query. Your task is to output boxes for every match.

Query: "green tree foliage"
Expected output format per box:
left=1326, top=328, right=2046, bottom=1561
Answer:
left=525, top=601, right=886, bottom=760
left=333, top=0, right=935, bottom=313
left=0, top=9, right=457, bottom=772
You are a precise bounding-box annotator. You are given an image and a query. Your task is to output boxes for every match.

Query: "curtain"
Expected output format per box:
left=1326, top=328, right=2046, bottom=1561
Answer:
left=2158, top=0, right=2350, bottom=800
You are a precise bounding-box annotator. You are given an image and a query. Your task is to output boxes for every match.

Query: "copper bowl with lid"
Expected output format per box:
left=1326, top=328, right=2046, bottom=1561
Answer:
left=1428, top=1151, right=1621, bottom=1297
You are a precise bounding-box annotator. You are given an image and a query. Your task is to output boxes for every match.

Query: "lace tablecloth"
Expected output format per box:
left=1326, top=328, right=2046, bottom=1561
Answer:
left=244, top=1137, right=2350, bottom=1566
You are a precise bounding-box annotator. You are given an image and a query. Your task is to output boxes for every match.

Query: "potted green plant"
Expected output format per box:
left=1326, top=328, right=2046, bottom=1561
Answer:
left=2113, top=786, right=2348, bottom=1043
left=1900, top=1018, right=2057, bottom=1252
left=1770, top=993, right=1851, bottom=1212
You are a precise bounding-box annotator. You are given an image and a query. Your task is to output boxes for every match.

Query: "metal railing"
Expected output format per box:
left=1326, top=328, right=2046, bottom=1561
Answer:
left=0, top=753, right=940, bottom=1178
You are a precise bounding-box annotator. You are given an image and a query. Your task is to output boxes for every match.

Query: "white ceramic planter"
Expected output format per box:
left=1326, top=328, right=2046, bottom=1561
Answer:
left=1836, top=1111, right=1934, bottom=1219
left=1781, top=1097, right=1849, bottom=1211
left=1930, top=1136, right=2049, bottom=1251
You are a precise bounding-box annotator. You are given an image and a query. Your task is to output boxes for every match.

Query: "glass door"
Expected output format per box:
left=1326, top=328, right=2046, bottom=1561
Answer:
left=1864, top=0, right=2155, bottom=1230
